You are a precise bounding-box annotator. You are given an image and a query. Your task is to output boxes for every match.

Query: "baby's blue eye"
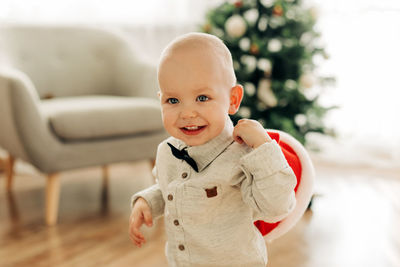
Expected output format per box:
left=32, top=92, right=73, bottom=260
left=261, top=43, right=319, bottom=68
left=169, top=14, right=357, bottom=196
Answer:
left=197, top=95, right=209, bottom=102
left=167, top=98, right=179, bottom=104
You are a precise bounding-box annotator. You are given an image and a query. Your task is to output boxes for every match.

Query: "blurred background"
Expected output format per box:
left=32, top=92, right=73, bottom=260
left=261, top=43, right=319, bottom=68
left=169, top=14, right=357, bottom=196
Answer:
left=1, top=0, right=400, bottom=266
left=2, top=0, right=399, bottom=167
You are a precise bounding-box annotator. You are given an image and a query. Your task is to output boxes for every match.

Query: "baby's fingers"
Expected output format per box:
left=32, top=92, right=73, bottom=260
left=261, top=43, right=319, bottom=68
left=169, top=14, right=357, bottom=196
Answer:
left=233, top=134, right=244, bottom=144
left=129, top=216, right=146, bottom=246
left=130, top=227, right=146, bottom=247
left=232, top=127, right=244, bottom=144
left=143, top=209, right=153, bottom=227
left=132, top=234, right=146, bottom=247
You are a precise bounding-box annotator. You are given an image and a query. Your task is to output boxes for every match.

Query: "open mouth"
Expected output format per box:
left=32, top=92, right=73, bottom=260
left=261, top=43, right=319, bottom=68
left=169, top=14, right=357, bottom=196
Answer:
left=180, top=125, right=206, bottom=135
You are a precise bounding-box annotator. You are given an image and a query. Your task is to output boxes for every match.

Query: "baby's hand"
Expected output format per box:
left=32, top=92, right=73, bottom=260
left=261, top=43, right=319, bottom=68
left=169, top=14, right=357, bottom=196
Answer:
left=129, top=197, right=153, bottom=247
left=233, top=119, right=272, bottom=148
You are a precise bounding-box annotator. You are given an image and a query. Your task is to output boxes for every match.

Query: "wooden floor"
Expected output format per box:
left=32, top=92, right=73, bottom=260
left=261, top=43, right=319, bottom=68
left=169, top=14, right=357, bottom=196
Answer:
left=0, top=159, right=399, bottom=267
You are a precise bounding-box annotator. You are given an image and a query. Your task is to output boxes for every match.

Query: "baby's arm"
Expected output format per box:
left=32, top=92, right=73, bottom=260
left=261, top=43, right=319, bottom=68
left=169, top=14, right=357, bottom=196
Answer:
left=233, top=119, right=297, bottom=221
left=129, top=180, right=165, bottom=247
left=129, top=197, right=152, bottom=247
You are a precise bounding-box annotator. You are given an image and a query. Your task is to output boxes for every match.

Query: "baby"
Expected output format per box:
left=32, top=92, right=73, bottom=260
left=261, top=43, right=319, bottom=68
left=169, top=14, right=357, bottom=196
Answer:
left=129, top=32, right=296, bottom=267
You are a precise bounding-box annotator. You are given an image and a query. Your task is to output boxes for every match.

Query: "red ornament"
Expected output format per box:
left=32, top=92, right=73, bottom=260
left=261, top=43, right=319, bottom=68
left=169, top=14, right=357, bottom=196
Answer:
left=234, top=1, right=243, bottom=8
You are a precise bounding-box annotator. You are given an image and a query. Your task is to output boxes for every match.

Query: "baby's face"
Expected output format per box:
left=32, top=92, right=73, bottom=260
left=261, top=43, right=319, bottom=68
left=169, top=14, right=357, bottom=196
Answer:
left=158, top=48, right=234, bottom=146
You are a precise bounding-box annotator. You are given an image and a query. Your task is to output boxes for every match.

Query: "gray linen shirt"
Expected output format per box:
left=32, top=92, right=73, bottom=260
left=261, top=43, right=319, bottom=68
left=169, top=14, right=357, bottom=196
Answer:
left=132, top=119, right=296, bottom=267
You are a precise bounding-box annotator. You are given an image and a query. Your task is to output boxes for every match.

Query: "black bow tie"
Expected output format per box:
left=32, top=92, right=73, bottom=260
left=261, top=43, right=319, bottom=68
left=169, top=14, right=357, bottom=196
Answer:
left=167, top=142, right=198, bottom=172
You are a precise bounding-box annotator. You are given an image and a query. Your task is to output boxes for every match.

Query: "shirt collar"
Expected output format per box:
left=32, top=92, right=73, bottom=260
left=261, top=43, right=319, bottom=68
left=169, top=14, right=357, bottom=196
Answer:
left=173, top=117, right=235, bottom=172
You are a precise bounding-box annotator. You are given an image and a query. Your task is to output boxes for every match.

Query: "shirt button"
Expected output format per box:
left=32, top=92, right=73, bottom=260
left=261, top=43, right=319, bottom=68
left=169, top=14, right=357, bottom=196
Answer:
left=167, top=194, right=173, bottom=201
left=174, top=220, right=179, bottom=226
left=181, top=172, right=188, bottom=179
left=178, top=244, right=185, bottom=251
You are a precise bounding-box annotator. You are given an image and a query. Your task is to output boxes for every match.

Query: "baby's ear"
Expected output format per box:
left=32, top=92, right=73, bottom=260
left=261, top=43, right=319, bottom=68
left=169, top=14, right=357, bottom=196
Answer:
left=157, top=91, right=161, bottom=99
left=228, top=85, right=244, bottom=115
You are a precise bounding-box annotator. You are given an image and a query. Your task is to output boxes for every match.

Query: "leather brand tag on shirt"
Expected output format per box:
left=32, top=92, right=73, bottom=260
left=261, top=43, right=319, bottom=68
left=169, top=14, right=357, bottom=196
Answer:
left=205, top=186, right=218, bottom=198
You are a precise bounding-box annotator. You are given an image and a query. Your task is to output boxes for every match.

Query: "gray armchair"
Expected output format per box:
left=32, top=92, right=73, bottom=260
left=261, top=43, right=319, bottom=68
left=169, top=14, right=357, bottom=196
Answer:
left=0, top=25, right=167, bottom=225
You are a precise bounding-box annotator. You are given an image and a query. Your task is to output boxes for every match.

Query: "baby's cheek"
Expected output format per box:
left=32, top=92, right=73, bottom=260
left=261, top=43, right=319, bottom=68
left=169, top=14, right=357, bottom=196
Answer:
left=161, top=111, right=175, bottom=131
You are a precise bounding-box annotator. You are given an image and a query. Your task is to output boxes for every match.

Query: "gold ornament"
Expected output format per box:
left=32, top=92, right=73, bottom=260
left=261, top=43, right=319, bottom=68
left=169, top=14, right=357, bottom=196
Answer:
left=250, top=44, right=259, bottom=55
left=273, top=5, right=284, bottom=16
left=203, top=23, right=211, bottom=33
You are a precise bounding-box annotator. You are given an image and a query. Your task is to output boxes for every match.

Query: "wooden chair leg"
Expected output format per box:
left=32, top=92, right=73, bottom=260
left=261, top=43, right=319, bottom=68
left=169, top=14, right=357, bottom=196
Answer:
left=102, top=165, right=109, bottom=189
left=101, top=165, right=109, bottom=214
left=46, top=173, right=60, bottom=226
left=0, top=157, right=4, bottom=171
left=5, top=154, right=15, bottom=192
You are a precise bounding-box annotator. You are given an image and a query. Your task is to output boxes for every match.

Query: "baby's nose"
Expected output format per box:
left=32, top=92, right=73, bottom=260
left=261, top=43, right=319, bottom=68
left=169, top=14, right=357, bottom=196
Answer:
left=180, top=106, right=198, bottom=119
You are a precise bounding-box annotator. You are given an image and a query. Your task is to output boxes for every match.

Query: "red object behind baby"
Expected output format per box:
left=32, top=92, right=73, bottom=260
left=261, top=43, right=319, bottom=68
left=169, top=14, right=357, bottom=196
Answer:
left=254, top=131, right=302, bottom=236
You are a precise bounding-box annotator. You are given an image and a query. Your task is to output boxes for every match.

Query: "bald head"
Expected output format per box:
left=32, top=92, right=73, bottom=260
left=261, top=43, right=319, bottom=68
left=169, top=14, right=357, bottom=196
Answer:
left=158, top=33, right=237, bottom=92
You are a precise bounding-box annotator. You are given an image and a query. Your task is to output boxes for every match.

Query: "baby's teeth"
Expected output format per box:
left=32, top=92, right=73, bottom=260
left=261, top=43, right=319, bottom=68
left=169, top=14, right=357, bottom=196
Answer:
left=185, top=126, right=199, bottom=130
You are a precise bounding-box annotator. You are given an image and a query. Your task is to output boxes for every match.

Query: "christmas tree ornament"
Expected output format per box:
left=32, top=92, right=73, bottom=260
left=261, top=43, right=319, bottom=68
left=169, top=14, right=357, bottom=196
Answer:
left=258, top=16, right=269, bottom=31
left=284, top=79, right=297, bottom=90
left=312, top=54, right=325, bottom=66
left=273, top=5, right=284, bottom=16
left=286, top=9, right=296, bottom=20
left=257, top=58, right=272, bottom=74
left=260, top=0, right=274, bottom=8
left=238, top=106, right=251, bottom=118
left=225, top=15, right=247, bottom=38
left=269, top=16, right=285, bottom=28
left=300, top=32, right=313, bottom=46
left=234, top=1, right=243, bottom=8
left=244, top=9, right=259, bottom=25
left=268, top=38, right=282, bottom=52
left=244, top=82, right=256, bottom=96
left=250, top=43, right=260, bottom=54
left=299, top=73, right=315, bottom=89
left=303, top=87, right=319, bottom=101
left=239, top=37, right=251, bottom=51
left=241, top=55, right=257, bottom=72
left=257, top=79, right=278, bottom=107
left=203, top=23, right=212, bottom=33
left=295, top=114, right=307, bottom=126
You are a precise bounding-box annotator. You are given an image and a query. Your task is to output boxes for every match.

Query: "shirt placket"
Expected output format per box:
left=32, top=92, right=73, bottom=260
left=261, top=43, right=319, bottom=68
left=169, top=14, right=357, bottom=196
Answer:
left=166, top=163, right=192, bottom=265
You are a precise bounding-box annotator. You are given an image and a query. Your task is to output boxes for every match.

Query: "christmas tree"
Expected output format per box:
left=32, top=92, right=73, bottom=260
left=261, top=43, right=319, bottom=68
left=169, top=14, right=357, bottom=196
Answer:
left=202, top=0, right=334, bottom=144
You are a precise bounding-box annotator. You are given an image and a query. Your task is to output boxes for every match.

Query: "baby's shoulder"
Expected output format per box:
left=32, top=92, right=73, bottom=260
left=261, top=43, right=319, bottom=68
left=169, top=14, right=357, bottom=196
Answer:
left=221, top=141, right=253, bottom=162
left=211, top=142, right=253, bottom=184
left=157, top=137, right=176, bottom=156
left=158, top=136, right=174, bottom=148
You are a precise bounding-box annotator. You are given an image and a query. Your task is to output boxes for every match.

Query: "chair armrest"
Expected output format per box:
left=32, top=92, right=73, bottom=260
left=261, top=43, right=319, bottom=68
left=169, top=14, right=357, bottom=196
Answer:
left=0, top=67, right=52, bottom=164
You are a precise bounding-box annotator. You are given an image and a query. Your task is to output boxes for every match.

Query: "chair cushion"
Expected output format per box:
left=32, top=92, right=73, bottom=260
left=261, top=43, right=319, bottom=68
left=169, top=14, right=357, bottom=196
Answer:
left=41, top=96, right=163, bottom=141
